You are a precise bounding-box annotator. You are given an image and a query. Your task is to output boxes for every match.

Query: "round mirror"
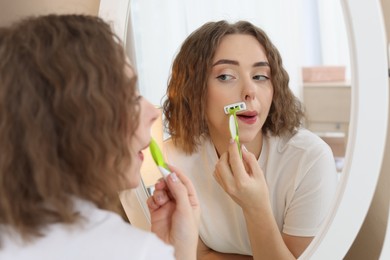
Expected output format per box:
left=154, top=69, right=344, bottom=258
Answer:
left=98, top=0, right=389, bottom=258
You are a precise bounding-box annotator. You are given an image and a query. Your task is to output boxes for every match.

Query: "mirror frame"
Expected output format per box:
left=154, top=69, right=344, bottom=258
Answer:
left=301, top=0, right=388, bottom=257
left=98, top=0, right=389, bottom=258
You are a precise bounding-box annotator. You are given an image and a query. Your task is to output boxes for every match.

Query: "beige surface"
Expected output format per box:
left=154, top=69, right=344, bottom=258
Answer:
left=302, top=66, right=346, bottom=82
left=303, top=81, right=351, bottom=160
left=0, top=0, right=100, bottom=27
left=303, top=82, right=351, bottom=124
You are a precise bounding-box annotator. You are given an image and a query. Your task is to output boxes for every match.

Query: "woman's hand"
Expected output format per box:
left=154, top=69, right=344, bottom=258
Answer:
left=147, top=165, right=200, bottom=260
left=214, top=139, right=270, bottom=213
left=214, top=140, right=297, bottom=260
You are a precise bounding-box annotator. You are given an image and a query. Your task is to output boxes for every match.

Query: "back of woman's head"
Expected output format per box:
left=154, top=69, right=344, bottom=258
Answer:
left=0, top=14, right=137, bottom=240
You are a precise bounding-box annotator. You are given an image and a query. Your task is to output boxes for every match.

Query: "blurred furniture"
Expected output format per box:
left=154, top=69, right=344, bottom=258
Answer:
left=119, top=180, right=151, bottom=231
left=303, top=81, right=351, bottom=171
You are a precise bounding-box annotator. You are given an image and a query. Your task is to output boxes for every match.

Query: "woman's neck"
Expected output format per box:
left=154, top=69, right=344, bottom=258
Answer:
left=242, top=132, right=263, bottom=159
left=210, top=130, right=263, bottom=159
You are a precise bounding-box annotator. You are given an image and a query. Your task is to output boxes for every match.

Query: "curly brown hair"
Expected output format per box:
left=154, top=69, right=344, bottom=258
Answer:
left=163, top=20, right=303, bottom=154
left=0, top=15, right=138, bottom=241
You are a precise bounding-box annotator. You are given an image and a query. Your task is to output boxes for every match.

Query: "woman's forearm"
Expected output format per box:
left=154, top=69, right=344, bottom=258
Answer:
left=197, top=238, right=253, bottom=260
left=243, top=206, right=295, bottom=260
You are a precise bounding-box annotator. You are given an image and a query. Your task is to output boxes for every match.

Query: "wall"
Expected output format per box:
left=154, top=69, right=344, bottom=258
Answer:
left=344, top=0, right=390, bottom=259
left=0, top=0, right=100, bottom=27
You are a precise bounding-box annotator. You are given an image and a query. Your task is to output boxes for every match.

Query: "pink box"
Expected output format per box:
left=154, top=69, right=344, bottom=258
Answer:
left=302, top=66, right=346, bottom=82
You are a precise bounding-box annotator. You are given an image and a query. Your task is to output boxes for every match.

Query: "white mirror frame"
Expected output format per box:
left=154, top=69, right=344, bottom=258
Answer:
left=98, top=0, right=389, bottom=259
left=301, top=0, right=389, bottom=257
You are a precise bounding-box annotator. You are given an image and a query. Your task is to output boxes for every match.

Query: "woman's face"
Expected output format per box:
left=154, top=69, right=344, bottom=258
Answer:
left=125, top=68, right=159, bottom=188
left=206, top=34, right=273, bottom=152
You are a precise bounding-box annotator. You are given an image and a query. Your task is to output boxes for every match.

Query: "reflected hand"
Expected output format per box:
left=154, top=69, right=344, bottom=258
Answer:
left=214, top=139, right=270, bottom=212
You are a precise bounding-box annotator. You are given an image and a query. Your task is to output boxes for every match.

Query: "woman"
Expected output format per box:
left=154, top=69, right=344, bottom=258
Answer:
left=163, top=20, right=338, bottom=259
left=0, top=14, right=199, bottom=260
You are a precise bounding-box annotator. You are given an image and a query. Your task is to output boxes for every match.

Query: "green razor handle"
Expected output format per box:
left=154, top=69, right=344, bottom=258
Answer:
left=149, top=138, right=171, bottom=178
left=229, top=110, right=242, bottom=159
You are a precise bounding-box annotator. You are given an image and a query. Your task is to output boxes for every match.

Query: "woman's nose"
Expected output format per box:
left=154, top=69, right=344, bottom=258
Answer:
left=241, top=78, right=256, bottom=101
left=150, top=105, right=160, bottom=124
left=145, top=99, right=160, bottom=123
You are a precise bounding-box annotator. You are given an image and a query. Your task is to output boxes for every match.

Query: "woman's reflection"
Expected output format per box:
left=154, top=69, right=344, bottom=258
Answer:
left=161, top=20, right=338, bottom=259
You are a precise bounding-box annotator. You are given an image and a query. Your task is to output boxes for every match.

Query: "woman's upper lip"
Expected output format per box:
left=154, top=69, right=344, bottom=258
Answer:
left=237, top=110, right=258, bottom=117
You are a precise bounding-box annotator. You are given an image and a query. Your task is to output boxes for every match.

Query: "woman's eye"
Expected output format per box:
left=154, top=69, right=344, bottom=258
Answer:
left=216, top=74, right=234, bottom=81
left=132, top=94, right=143, bottom=104
left=253, top=75, right=269, bottom=81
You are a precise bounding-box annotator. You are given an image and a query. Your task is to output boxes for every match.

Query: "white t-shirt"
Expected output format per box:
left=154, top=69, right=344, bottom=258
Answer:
left=164, top=129, right=338, bottom=255
left=0, top=199, right=174, bottom=260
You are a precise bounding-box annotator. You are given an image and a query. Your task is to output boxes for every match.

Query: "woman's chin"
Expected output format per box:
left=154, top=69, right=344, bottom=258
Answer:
left=131, top=176, right=142, bottom=189
left=122, top=172, right=141, bottom=190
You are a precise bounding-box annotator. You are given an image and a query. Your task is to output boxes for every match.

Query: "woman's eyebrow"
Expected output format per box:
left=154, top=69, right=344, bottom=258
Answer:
left=212, top=59, right=270, bottom=68
left=212, top=59, right=238, bottom=66
left=253, top=61, right=270, bottom=67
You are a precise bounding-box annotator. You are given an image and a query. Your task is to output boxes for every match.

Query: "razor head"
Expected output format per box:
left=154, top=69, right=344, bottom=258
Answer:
left=224, top=102, right=247, bottom=115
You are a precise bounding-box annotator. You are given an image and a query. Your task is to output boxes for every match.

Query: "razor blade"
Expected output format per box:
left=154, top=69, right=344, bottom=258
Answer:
left=224, top=102, right=247, bottom=115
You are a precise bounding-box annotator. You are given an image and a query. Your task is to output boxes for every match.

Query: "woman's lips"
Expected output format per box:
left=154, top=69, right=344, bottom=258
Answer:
left=138, top=142, right=151, bottom=162
left=237, top=111, right=258, bottom=124
left=138, top=151, right=144, bottom=161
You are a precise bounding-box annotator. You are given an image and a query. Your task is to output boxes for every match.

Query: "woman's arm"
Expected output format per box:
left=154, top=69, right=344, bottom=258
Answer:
left=214, top=140, right=298, bottom=259
left=242, top=203, right=309, bottom=259
left=282, top=233, right=314, bottom=257
left=197, top=237, right=253, bottom=260
left=147, top=167, right=200, bottom=260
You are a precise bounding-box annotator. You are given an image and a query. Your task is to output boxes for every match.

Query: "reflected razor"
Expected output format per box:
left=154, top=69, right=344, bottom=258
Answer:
left=224, top=102, right=247, bottom=115
left=224, top=102, right=246, bottom=158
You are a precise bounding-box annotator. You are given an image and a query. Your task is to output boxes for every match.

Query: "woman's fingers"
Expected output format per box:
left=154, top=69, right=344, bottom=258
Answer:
left=154, top=177, right=167, bottom=190
left=228, top=139, right=248, bottom=180
left=147, top=195, right=160, bottom=211
left=214, top=152, right=234, bottom=190
left=147, top=188, right=169, bottom=211
left=241, top=145, right=262, bottom=178
left=166, top=164, right=200, bottom=210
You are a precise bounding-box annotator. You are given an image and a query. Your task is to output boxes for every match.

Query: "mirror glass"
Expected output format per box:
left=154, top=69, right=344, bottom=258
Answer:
left=128, top=0, right=353, bottom=256
left=130, top=0, right=351, bottom=191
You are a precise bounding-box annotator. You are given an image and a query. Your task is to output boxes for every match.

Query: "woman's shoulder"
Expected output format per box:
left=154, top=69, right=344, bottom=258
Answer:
left=61, top=199, right=175, bottom=258
left=164, top=137, right=187, bottom=158
left=164, top=136, right=217, bottom=174
left=99, top=218, right=174, bottom=259
left=268, top=128, right=332, bottom=155
left=0, top=199, right=174, bottom=260
left=164, top=135, right=211, bottom=157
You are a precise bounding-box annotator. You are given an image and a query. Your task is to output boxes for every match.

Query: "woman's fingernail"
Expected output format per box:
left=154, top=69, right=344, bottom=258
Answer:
left=242, top=144, right=248, bottom=152
left=230, top=138, right=235, bottom=144
left=169, top=172, right=179, bottom=182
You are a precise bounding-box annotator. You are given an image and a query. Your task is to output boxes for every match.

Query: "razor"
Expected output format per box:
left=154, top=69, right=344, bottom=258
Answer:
left=149, top=138, right=171, bottom=178
left=224, top=102, right=246, bottom=158
left=224, top=102, right=246, bottom=115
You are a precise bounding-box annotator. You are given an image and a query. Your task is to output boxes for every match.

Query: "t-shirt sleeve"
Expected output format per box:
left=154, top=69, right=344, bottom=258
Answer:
left=141, top=234, right=176, bottom=259
left=106, top=218, right=176, bottom=259
left=282, top=144, right=339, bottom=236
